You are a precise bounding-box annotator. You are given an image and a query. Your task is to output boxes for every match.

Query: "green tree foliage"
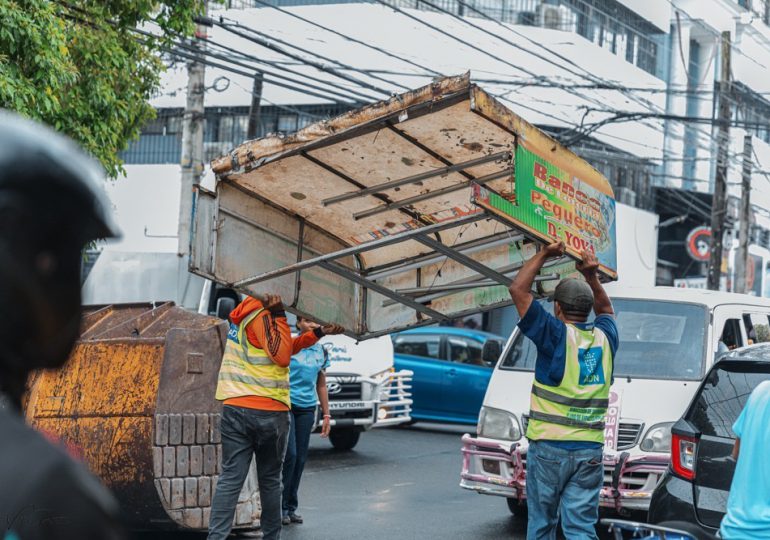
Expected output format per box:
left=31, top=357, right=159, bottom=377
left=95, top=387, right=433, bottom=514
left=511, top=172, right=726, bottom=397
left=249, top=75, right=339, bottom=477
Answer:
left=0, top=0, right=203, bottom=176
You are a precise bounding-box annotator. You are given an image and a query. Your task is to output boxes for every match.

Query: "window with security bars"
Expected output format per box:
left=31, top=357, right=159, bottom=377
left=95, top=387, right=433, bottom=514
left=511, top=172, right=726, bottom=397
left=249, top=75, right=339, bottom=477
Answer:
left=121, top=104, right=351, bottom=164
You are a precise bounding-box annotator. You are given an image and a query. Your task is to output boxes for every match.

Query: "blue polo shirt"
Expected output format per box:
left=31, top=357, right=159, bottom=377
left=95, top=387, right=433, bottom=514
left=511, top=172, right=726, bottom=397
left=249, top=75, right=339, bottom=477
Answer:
left=720, top=380, right=770, bottom=539
left=289, top=343, right=330, bottom=409
left=518, top=300, right=619, bottom=449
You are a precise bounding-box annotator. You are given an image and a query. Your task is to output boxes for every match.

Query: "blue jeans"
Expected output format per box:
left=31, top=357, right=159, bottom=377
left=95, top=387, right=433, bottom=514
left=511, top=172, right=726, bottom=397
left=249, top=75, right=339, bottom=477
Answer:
left=282, top=406, right=316, bottom=516
left=208, top=406, right=290, bottom=540
left=526, top=440, right=604, bottom=540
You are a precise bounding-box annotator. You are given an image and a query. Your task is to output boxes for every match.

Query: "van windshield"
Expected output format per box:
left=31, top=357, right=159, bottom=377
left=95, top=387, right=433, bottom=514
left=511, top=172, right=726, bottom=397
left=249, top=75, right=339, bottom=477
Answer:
left=501, top=299, right=708, bottom=381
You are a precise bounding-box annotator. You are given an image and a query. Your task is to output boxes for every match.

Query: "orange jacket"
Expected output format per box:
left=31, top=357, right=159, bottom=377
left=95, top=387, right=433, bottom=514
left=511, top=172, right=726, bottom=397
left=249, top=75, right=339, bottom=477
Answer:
left=225, top=297, right=320, bottom=411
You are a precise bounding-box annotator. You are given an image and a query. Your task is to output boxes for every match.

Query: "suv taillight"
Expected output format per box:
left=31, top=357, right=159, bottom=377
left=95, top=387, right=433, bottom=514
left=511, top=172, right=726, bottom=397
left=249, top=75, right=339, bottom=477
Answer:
left=671, top=432, right=698, bottom=481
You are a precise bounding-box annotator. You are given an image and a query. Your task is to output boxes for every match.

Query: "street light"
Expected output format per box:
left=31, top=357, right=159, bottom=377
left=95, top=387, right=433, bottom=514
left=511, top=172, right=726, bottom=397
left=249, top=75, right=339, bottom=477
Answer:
left=657, top=214, right=689, bottom=229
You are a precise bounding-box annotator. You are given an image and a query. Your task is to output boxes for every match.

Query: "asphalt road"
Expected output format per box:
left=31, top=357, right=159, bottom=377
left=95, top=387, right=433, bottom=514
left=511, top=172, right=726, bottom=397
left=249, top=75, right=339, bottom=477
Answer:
left=280, top=422, right=527, bottom=540
left=143, top=423, right=620, bottom=540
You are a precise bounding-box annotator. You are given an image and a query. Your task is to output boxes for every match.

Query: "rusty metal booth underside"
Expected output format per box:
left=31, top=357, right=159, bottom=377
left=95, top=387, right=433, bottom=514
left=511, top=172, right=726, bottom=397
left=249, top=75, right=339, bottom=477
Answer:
left=191, top=74, right=614, bottom=338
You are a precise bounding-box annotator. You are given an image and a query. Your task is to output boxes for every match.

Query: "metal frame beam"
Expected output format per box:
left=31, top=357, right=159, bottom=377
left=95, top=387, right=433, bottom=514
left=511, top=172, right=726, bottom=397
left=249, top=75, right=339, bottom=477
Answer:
left=233, top=212, right=486, bottom=287
left=317, top=261, right=448, bottom=322
left=365, top=232, right=523, bottom=280
left=413, top=234, right=510, bottom=286
left=386, top=124, right=475, bottom=181
left=382, top=255, right=569, bottom=307
left=397, top=273, right=558, bottom=295
left=322, top=151, right=510, bottom=206
left=352, top=167, right=513, bottom=221
left=301, top=151, right=424, bottom=223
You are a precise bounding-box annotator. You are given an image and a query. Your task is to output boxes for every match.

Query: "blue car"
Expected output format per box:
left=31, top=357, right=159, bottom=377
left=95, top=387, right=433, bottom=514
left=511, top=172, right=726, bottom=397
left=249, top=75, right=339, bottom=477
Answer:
left=392, top=327, right=505, bottom=424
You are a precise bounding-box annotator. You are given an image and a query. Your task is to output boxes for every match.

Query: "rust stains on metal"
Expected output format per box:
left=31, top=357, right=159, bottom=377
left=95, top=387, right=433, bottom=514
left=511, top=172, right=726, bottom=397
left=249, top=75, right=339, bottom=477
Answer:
left=24, top=302, right=232, bottom=529
left=211, top=73, right=472, bottom=175
left=469, top=86, right=615, bottom=197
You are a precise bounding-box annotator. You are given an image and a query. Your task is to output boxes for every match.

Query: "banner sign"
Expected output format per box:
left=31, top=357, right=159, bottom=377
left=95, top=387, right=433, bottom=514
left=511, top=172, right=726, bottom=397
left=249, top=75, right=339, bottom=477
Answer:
left=473, top=141, right=617, bottom=279
left=604, top=390, right=622, bottom=453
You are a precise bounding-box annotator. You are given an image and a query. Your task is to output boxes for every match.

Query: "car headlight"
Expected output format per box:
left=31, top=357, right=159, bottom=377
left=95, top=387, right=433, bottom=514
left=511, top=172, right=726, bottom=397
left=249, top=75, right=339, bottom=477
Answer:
left=640, top=422, right=674, bottom=453
left=477, top=406, right=521, bottom=441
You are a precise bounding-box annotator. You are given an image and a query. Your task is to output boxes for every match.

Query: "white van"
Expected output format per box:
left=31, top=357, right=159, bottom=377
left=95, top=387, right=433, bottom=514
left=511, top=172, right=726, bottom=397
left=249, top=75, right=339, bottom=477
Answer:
left=317, top=333, right=413, bottom=451
left=460, top=287, right=770, bottom=517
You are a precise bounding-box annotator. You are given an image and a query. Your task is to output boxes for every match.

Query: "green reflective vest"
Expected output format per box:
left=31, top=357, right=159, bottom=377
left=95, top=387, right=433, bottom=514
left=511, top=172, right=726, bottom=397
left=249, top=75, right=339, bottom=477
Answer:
left=526, top=323, right=613, bottom=444
left=215, top=309, right=291, bottom=407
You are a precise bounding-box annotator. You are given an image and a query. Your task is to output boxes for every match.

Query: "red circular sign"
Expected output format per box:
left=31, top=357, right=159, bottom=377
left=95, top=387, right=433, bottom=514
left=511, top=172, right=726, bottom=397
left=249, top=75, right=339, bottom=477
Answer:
left=686, top=226, right=712, bottom=262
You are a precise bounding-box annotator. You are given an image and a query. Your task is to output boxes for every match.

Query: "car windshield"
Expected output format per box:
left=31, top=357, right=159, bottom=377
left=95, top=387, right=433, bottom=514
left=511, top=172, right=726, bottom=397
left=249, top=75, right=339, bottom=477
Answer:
left=686, top=363, right=770, bottom=438
left=501, top=299, right=708, bottom=381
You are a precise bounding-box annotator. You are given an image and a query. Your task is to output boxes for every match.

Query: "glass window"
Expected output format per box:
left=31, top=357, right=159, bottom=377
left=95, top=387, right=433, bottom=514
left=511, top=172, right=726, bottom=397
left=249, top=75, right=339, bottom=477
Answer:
left=393, top=334, right=441, bottom=359
left=232, top=115, right=249, bottom=141
left=297, top=115, right=314, bottom=129
left=218, top=116, right=234, bottom=142
left=448, top=337, right=487, bottom=367
left=277, top=114, right=298, bottom=133
left=501, top=299, right=709, bottom=380
left=744, top=313, right=770, bottom=344
left=686, top=363, right=770, bottom=438
left=166, top=115, right=183, bottom=135
left=721, top=319, right=744, bottom=350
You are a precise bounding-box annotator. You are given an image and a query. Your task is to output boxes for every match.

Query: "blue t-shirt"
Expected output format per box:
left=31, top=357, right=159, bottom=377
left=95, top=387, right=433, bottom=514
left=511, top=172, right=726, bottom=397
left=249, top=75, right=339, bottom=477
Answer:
left=518, top=300, right=619, bottom=450
left=720, top=380, right=770, bottom=539
left=289, top=343, right=330, bottom=409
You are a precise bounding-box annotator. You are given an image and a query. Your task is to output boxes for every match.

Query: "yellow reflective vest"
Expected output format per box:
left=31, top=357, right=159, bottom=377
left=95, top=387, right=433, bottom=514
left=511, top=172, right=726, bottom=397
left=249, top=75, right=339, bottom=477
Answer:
left=215, top=308, right=291, bottom=408
left=526, top=323, right=613, bottom=444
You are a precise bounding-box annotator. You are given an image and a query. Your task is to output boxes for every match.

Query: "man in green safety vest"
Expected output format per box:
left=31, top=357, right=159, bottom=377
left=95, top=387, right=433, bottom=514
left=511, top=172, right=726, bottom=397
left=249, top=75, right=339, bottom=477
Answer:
left=509, top=242, right=618, bottom=540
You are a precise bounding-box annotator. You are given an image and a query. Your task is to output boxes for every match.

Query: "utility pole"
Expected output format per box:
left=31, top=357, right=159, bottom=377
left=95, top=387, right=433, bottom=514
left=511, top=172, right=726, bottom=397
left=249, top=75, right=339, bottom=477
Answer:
left=735, top=133, right=753, bottom=294
left=247, top=71, right=264, bottom=140
left=178, top=5, right=208, bottom=259
left=707, top=31, right=731, bottom=291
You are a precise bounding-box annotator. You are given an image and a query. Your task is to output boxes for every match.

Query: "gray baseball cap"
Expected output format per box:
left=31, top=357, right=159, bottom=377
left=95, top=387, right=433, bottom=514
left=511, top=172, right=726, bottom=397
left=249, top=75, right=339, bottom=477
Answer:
left=553, top=278, right=594, bottom=315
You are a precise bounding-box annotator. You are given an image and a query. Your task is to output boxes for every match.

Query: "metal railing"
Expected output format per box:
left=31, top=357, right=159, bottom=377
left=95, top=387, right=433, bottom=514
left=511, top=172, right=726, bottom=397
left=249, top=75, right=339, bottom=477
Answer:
left=120, top=104, right=351, bottom=164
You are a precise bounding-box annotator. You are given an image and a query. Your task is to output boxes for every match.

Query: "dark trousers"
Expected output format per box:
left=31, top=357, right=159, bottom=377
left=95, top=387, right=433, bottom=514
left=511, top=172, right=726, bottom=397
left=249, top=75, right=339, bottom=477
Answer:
left=281, top=406, right=316, bottom=516
left=208, top=405, right=290, bottom=540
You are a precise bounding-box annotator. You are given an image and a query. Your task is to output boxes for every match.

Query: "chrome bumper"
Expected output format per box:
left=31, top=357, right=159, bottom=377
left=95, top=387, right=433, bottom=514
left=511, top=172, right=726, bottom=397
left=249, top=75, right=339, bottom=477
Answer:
left=460, top=435, right=669, bottom=512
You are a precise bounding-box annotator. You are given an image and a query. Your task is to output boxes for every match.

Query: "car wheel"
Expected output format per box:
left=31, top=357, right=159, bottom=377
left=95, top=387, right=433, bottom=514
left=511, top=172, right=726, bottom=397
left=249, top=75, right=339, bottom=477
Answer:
left=506, top=497, right=527, bottom=519
left=329, top=428, right=361, bottom=451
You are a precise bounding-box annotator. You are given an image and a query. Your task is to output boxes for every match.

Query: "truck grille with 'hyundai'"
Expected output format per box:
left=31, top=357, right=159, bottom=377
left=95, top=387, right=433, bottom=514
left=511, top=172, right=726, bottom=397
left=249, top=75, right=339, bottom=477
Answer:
left=327, top=381, right=362, bottom=401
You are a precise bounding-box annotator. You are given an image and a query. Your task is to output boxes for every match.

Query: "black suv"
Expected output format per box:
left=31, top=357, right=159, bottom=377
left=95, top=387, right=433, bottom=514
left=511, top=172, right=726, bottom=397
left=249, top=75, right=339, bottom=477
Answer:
left=648, top=356, right=770, bottom=534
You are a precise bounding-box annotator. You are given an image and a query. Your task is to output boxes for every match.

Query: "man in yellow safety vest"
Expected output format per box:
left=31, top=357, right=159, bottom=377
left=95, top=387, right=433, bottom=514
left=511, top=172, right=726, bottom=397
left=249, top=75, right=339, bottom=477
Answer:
left=509, top=242, right=618, bottom=540
left=208, top=294, right=343, bottom=540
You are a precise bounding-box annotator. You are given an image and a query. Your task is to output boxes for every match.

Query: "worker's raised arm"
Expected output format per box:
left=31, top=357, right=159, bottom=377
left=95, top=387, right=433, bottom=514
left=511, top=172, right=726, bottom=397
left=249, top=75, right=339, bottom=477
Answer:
left=509, top=241, right=566, bottom=317
left=250, top=294, right=293, bottom=367
left=292, top=323, right=345, bottom=354
left=576, top=250, right=614, bottom=317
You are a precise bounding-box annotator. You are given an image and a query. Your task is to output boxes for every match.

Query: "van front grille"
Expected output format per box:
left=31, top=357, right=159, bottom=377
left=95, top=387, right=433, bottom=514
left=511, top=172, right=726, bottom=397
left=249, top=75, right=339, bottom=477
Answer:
left=617, top=422, right=643, bottom=450
left=521, top=416, right=643, bottom=450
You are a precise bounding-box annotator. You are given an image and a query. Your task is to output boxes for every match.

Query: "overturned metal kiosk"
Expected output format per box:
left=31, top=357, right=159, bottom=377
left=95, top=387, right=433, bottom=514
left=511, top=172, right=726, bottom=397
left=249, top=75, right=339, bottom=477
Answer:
left=22, top=75, right=620, bottom=534
left=191, top=73, right=618, bottom=337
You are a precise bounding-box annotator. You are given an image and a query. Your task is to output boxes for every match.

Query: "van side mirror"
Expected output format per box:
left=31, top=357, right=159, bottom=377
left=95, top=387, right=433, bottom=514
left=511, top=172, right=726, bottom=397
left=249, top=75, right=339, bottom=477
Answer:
left=482, top=340, right=502, bottom=366
left=215, top=297, right=236, bottom=321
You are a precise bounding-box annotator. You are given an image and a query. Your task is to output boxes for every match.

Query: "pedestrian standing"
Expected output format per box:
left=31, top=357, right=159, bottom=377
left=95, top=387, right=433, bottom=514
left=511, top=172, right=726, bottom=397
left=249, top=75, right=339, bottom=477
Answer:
left=208, top=295, right=342, bottom=540
left=508, top=242, right=619, bottom=540
left=720, top=380, right=770, bottom=539
left=282, top=316, right=340, bottom=525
